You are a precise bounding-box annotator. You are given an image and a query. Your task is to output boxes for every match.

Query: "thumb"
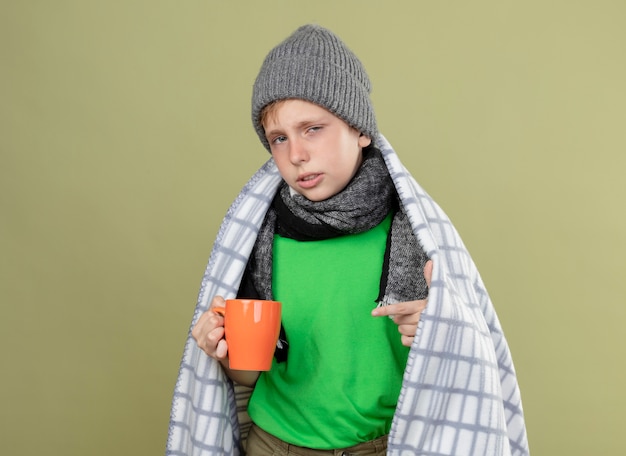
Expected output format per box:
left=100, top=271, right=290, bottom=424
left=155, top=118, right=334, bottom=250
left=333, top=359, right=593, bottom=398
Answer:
left=424, top=260, right=433, bottom=288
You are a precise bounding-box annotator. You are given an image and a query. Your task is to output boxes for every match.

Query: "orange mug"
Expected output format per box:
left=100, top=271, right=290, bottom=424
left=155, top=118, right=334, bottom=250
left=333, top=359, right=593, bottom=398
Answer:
left=213, top=299, right=282, bottom=371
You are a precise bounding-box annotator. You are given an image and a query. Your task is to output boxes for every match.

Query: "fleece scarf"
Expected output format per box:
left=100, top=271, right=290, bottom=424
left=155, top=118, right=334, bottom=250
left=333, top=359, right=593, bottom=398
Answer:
left=166, top=135, right=530, bottom=456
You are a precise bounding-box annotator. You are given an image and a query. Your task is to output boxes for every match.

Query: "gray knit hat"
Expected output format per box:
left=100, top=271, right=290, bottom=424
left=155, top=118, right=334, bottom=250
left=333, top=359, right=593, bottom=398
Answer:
left=252, top=24, right=378, bottom=151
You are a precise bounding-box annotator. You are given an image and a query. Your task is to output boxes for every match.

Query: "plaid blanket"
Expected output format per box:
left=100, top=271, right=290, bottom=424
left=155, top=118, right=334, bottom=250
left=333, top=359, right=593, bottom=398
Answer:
left=166, top=136, right=529, bottom=455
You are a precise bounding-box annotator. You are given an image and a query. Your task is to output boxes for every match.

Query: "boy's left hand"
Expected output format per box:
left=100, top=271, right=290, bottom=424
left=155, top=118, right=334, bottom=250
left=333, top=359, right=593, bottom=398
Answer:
left=371, top=260, right=433, bottom=347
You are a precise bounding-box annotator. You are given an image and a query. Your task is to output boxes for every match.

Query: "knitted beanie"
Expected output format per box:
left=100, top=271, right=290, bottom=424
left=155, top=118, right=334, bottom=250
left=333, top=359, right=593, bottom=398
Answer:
left=252, top=24, right=378, bottom=151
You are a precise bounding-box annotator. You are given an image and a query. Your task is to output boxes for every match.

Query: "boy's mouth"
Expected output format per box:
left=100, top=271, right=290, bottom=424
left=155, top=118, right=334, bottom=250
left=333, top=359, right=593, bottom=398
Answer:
left=297, top=173, right=323, bottom=189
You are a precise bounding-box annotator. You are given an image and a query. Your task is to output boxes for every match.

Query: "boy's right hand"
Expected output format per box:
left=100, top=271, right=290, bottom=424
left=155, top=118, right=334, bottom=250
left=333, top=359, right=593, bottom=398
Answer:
left=191, top=295, right=261, bottom=388
left=191, top=295, right=228, bottom=361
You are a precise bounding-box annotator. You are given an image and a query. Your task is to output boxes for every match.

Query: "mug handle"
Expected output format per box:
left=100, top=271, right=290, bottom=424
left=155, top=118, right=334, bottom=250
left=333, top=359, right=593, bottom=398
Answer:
left=212, top=307, right=226, bottom=317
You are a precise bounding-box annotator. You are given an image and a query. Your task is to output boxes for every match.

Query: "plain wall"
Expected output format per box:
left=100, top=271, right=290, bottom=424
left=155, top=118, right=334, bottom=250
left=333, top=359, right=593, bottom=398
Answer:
left=2, top=1, right=625, bottom=454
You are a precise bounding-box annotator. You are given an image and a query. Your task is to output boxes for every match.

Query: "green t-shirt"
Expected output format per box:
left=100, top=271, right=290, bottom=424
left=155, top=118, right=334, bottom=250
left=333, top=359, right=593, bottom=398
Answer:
left=247, top=214, right=409, bottom=449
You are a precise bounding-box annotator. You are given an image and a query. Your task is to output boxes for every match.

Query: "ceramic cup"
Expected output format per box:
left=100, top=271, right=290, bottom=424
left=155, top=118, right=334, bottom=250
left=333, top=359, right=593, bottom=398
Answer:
left=213, top=299, right=282, bottom=371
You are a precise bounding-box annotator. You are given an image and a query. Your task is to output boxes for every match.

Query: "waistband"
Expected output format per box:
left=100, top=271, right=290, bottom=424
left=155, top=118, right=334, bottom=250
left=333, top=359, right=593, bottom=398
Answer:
left=247, top=423, right=388, bottom=456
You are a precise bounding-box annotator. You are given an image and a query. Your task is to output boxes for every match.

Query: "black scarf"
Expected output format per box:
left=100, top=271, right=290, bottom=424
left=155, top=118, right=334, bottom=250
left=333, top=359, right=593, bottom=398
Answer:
left=238, top=147, right=429, bottom=360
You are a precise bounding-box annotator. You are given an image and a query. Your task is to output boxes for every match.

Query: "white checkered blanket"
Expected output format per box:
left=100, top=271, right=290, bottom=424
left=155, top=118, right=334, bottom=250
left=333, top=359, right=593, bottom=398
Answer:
left=166, top=135, right=529, bottom=455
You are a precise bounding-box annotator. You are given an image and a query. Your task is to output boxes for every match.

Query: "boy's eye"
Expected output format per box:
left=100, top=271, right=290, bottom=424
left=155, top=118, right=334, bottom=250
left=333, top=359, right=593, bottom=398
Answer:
left=271, top=135, right=287, bottom=145
left=308, top=126, right=322, bottom=133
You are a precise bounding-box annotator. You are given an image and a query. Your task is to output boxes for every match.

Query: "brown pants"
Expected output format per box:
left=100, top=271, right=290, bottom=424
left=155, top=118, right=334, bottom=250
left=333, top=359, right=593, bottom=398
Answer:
left=245, top=424, right=387, bottom=456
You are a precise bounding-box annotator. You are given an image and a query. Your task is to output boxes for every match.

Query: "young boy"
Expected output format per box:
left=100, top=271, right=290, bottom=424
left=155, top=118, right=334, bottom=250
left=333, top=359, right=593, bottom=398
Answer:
left=167, top=25, right=528, bottom=456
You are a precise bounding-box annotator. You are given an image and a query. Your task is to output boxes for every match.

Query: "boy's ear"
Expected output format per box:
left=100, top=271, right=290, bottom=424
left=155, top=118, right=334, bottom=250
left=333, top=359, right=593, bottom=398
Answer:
left=358, top=133, right=372, bottom=148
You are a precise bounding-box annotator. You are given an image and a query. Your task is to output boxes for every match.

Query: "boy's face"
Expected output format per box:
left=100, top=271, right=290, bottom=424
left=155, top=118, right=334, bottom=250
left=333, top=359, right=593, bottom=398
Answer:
left=263, top=99, right=371, bottom=202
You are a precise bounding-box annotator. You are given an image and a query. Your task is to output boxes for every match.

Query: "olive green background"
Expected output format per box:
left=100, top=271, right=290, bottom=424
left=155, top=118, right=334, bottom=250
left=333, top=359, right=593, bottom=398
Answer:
left=2, top=1, right=625, bottom=455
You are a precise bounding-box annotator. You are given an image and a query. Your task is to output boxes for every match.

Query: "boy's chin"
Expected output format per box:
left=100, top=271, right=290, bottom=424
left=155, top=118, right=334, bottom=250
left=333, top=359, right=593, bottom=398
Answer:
left=288, top=186, right=321, bottom=202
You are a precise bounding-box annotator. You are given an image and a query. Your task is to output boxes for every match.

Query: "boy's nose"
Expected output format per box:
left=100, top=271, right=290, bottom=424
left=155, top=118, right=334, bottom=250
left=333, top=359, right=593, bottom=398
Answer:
left=288, top=138, right=309, bottom=164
